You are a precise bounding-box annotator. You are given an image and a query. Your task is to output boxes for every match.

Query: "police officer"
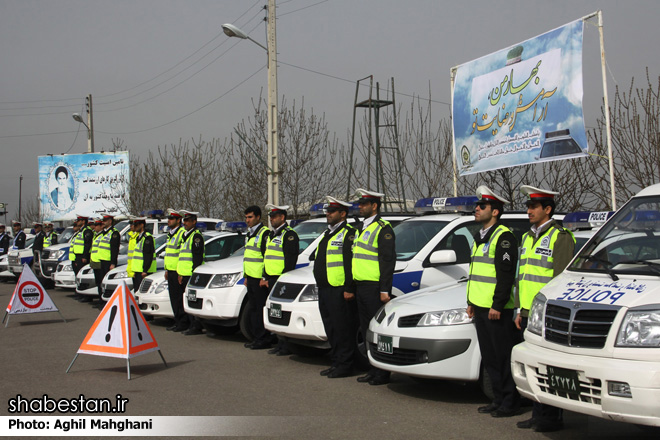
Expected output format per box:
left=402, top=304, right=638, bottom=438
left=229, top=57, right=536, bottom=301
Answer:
left=0, top=223, right=9, bottom=256
left=164, top=210, right=187, bottom=332
left=242, top=205, right=271, bottom=349
left=467, top=186, right=520, bottom=417
left=43, top=222, right=57, bottom=247
left=32, top=222, right=45, bottom=267
left=515, top=185, right=575, bottom=433
left=125, top=219, right=138, bottom=283
left=259, top=204, right=299, bottom=354
left=70, top=215, right=94, bottom=278
left=350, top=189, right=395, bottom=386
left=176, top=210, right=205, bottom=336
left=313, top=197, right=357, bottom=378
left=131, top=217, right=156, bottom=293
left=95, top=214, right=120, bottom=306
left=87, top=218, right=105, bottom=303
left=11, top=221, right=26, bottom=250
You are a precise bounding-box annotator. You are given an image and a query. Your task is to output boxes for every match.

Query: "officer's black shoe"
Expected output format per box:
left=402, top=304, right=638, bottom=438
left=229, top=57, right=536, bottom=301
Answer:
left=477, top=403, right=500, bottom=414
left=276, top=348, right=292, bottom=356
left=166, top=325, right=178, bottom=331
left=490, top=407, right=520, bottom=418
left=534, top=420, right=563, bottom=432
left=516, top=417, right=537, bottom=429
left=249, top=341, right=271, bottom=350
left=182, top=328, right=203, bottom=336
left=172, top=326, right=188, bottom=333
left=356, top=374, right=374, bottom=383
left=244, top=342, right=254, bottom=348
left=320, top=367, right=336, bottom=376
left=328, top=369, right=352, bottom=379
left=368, top=376, right=390, bottom=386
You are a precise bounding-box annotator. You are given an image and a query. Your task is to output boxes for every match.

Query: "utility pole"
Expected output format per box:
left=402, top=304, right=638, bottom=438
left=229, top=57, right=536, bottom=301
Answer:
left=267, top=0, right=279, bottom=206
left=87, top=94, right=95, bottom=153
left=18, top=175, right=23, bottom=225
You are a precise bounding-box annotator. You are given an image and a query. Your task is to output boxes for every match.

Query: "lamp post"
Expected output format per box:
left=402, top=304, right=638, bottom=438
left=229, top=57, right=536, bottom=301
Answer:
left=72, top=94, right=95, bottom=153
left=222, top=0, right=279, bottom=206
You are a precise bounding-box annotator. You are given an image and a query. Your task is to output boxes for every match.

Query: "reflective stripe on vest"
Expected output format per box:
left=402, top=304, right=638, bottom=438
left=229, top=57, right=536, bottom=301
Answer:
left=352, top=219, right=390, bottom=282
left=264, top=226, right=294, bottom=277
left=90, top=232, right=103, bottom=263
left=518, top=226, right=575, bottom=310
left=244, top=224, right=269, bottom=278
left=467, top=224, right=514, bottom=309
left=164, top=227, right=185, bottom=271
left=326, top=224, right=354, bottom=287
left=69, top=230, right=81, bottom=262
left=96, top=228, right=117, bottom=261
left=126, top=231, right=138, bottom=277
left=177, top=229, right=204, bottom=276
left=132, top=232, right=156, bottom=274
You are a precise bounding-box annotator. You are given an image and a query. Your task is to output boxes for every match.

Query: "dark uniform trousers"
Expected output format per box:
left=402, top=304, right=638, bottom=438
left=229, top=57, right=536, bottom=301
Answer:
left=318, top=285, right=357, bottom=371
left=246, top=276, right=271, bottom=343
left=521, top=316, right=562, bottom=422
left=356, top=283, right=390, bottom=379
left=168, top=270, right=186, bottom=329
left=93, top=260, right=113, bottom=301
left=472, top=306, right=520, bottom=410
left=132, top=274, right=144, bottom=294
left=180, top=276, right=202, bottom=330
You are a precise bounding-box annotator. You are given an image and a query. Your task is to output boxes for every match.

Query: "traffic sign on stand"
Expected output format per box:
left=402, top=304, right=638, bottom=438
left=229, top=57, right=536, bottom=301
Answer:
left=66, top=281, right=167, bottom=379
left=3, top=264, right=65, bottom=327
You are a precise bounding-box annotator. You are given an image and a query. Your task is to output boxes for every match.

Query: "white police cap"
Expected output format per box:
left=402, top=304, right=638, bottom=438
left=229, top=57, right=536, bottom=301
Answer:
left=476, top=185, right=510, bottom=204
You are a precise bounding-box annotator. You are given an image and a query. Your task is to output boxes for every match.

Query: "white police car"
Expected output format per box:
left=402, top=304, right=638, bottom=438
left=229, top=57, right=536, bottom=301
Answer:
left=134, top=227, right=247, bottom=320
left=367, top=210, right=608, bottom=397
left=512, top=187, right=660, bottom=428
left=7, top=234, right=35, bottom=276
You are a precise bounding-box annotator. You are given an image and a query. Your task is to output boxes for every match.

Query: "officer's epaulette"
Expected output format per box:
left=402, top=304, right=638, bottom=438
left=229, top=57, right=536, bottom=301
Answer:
left=377, top=219, right=386, bottom=227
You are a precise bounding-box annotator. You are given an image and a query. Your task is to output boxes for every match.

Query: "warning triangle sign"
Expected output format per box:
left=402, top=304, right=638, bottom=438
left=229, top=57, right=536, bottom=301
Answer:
left=6, top=264, right=60, bottom=315
left=77, top=281, right=159, bottom=359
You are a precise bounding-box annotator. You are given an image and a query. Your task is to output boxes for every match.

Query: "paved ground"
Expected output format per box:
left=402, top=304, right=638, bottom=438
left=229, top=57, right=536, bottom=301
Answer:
left=0, top=278, right=655, bottom=439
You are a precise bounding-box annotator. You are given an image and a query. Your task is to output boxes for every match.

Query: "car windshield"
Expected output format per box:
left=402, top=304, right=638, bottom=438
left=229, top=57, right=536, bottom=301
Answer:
left=394, top=220, right=449, bottom=261
left=293, top=221, right=328, bottom=253
left=58, top=227, right=75, bottom=244
left=570, top=196, right=660, bottom=277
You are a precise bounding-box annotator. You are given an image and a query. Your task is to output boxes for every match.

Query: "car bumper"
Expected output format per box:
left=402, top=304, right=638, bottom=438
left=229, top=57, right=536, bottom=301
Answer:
left=366, top=324, right=481, bottom=380
left=102, top=280, right=133, bottom=300
left=183, top=284, right=246, bottom=320
left=53, top=272, right=76, bottom=288
left=512, top=342, right=660, bottom=427
left=136, top=292, right=174, bottom=318
left=76, top=276, right=98, bottom=296
left=264, top=299, right=327, bottom=342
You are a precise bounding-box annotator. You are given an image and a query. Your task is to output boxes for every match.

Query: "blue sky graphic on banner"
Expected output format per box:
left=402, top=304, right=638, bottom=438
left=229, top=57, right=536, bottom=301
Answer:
left=453, top=19, right=587, bottom=176
left=38, top=152, right=130, bottom=221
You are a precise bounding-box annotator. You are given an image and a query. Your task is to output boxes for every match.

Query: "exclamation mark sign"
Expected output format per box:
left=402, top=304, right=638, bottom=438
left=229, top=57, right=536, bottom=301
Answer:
left=106, top=306, right=117, bottom=342
left=130, top=305, right=143, bottom=341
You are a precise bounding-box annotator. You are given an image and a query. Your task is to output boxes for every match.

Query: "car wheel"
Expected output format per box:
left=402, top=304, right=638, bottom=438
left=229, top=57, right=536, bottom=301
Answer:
left=478, top=364, right=494, bottom=400
left=238, top=299, right=254, bottom=342
left=200, top=319, right=239, bottom=336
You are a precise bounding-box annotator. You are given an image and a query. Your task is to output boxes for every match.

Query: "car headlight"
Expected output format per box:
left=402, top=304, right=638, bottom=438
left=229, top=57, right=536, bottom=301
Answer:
left=209, top=272, right=241, bottom=288
left=113, top=271, right=129, bottom=279
left=417, top=308, right=471, bottom=326
left=616, top=309, right=660, bottom=347
left=61, top=263, right=73, bottom=272
left=55, top=250, right=66, bottom=259
left=299, top=284, right=319, bottom=302
left=154, top=282, right=167, bottom=294
left=527, top=293, right=547, bottom=336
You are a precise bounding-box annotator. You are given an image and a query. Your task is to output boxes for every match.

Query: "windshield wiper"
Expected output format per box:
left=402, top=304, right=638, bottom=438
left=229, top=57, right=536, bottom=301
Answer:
left=582, top=255, right=619, bottom=281
left=617, top=259, right=660, bottom=277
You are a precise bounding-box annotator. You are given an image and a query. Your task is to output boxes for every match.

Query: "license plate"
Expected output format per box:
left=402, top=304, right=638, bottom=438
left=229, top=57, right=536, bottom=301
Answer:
left=547, top=365, right=580, bottom=395
left=269, top=303, right=282, bottom=319
left=377, top=334, right=393, bottom=354
left=187, top=289, right=197, bottom=302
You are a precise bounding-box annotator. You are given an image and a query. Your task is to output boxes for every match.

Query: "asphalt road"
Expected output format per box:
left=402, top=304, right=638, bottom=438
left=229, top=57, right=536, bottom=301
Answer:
left=0, top=278, right=655, bottom=439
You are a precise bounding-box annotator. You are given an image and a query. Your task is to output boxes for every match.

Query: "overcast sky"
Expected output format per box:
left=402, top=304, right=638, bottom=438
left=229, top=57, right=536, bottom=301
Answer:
left=1, top=0, right=658, bottom=223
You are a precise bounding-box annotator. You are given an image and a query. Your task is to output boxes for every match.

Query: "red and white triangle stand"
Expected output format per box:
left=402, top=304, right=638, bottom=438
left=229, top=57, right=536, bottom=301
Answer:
left=3, top=264, right=66, bottom=327
left=66, top=281, right=167, bottom=379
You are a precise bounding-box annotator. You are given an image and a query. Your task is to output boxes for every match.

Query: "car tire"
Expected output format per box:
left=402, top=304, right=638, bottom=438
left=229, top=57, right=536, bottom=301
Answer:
left=238, top=299, right=254, bottom=342
left=200, top=319, right=239, bottom=336
left=478, top=364, right=494, bottom=401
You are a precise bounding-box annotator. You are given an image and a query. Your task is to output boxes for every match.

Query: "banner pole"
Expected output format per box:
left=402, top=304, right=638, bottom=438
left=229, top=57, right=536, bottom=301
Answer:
left=597, top=10, right=617, bottom=210
left=450, top=67, right=458, bottom=197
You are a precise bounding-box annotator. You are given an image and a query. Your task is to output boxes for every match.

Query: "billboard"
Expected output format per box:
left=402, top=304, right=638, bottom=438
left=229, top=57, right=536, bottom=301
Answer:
left=38, top=152, right=130, bottom=221
left=453, top=19, right=588, bottom=176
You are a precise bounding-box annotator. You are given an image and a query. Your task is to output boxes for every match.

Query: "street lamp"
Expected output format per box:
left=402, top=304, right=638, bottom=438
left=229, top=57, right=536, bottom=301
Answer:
left=222, top=0, right=279, bottom=206
left=72, top=94, right=95, bottom=153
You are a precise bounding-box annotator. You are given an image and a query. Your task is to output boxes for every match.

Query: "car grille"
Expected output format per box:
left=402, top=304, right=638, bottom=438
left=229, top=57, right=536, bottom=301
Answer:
left=544, top=302, right=619, bottom=349
left=41, top=250, right=50, bottom=259
left=270, top=282, right=304, bottom=301
left=187, top=299, right=203, bottom=309
left=140, top=279, right=153, bottom=293
left=534, top=367, right=603, bottom=405
left=139, top=303, right=148, bottom=310
left=8, top=256, right=19, bottom=265
left=267, top=310, right=292, bottom=326
left=368, top=343, right=427, bottom=366
left=398, top=313, right=424, bottom=327
left=77, top=282, right=95, bottom=290
left=189, top=273, right=212, bottom=288
left=42, top=261, right=58, bottom=275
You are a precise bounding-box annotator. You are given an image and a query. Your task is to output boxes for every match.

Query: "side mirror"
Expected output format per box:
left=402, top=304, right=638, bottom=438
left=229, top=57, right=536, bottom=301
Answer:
left=429, top=249, right=457, bottom=265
